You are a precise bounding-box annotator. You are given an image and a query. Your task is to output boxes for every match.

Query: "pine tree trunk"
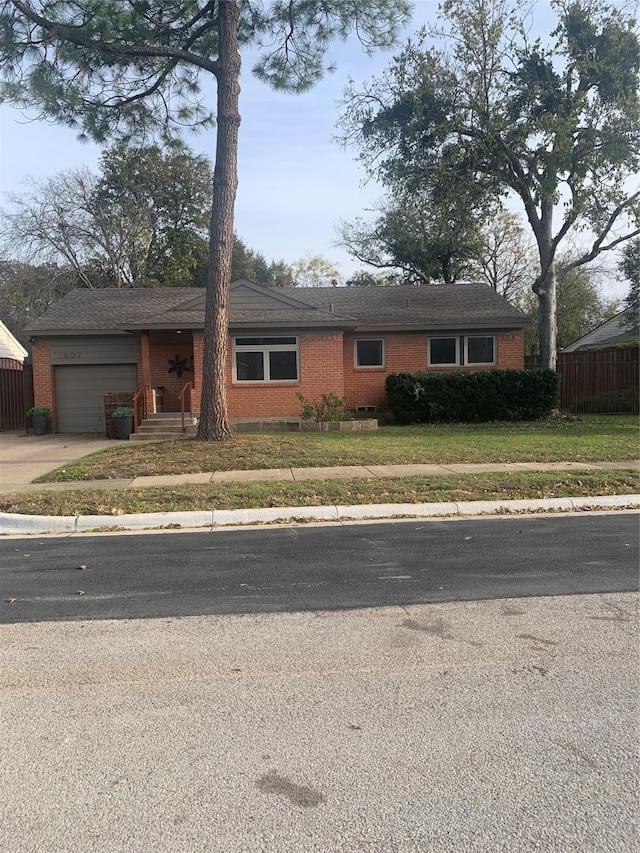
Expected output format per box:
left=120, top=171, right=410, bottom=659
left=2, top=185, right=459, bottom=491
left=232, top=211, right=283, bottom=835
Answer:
left=196, top=1, right=241, bottom=441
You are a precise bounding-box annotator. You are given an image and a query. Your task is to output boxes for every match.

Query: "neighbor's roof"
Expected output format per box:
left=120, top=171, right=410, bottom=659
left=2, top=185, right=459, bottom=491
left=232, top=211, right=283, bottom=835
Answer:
left=25, top=281, right=528, bottom=335
left=562, top=308, right=638, bottom=352
left=0, top=320, right=28, bottom=362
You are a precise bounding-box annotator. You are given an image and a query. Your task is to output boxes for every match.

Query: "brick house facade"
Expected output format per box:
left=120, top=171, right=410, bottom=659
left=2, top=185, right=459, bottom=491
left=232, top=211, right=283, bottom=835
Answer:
left=25, top=280, right=529, bottom=432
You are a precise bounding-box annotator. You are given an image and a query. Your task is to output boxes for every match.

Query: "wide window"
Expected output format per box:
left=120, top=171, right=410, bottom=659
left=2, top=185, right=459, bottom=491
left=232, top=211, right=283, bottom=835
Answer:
left=429, top=335, right=496, bottom=366
left=234, top=336, right=298, bottom=382
left=466, top=336, right=495, bottom=365
left=355, top=339, right=384, bottom=367
left=429, top=337, right=458, bottom=366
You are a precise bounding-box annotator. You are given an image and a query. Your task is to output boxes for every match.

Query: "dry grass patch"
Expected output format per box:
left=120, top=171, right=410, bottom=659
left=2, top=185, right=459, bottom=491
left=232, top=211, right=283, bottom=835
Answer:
left=3, top=470, right=638, bottom=517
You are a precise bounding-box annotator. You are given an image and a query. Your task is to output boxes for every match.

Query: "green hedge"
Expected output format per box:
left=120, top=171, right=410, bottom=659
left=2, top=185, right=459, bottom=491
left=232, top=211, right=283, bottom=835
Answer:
left=571, top=386, right=639, bottom=414
left=385, top=369, right=560, bottom=423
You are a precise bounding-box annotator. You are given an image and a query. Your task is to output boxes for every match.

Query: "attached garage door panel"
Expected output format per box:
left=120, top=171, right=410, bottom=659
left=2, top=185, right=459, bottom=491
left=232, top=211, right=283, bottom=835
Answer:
left=55, top=364, right=137, bottom=433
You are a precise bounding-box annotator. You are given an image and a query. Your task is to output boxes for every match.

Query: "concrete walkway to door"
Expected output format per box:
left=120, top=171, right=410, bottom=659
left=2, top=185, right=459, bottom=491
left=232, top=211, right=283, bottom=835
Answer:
left=0, top=431, right=119, bottom=487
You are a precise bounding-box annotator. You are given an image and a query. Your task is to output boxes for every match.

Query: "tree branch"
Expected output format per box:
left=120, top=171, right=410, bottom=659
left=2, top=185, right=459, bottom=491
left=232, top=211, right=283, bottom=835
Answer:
left=9, top=1, right=221, bottom=76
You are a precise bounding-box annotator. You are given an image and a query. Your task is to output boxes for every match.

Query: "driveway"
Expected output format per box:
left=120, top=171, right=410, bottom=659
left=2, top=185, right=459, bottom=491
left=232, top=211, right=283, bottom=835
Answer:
left=0, top=431, right=119, bottom=488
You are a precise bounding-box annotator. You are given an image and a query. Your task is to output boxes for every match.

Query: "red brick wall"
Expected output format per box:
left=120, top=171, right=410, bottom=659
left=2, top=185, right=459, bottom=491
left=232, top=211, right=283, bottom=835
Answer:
left=188, top=329, right=524, bottom=417
left=226, top=332, right=345, bottom=418
left=192, top=333, right=204, bottom=413
left=32, top=330, right=525, bottom=423
left=344, top=334, right=427, bottom=411
left=343, top=332, right=525, bottom=412
left=496, top=333, right=524, bottom=369
left=31, top=342, right=55, bottom=421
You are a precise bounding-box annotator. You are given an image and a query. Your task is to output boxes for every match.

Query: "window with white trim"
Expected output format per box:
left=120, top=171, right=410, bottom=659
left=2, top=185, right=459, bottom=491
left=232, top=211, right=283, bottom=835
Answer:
left=234, top=336, right=299, bottom=382
left=355, top=339, right=384, bottom=367
left=429, top=336, right=496, bottom=366
left=465, top=336, right=495, bottom=365
left=429, top=337, right=458, bottom=366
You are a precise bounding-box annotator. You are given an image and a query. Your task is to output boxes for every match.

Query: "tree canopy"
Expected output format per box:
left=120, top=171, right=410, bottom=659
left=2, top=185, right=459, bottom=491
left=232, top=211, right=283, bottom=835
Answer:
left=1, top=143, right=213, bottom=288
left=619, top=237, right=640, bottom=333
left=232, top=235, right=295, bottom=288
left=340, top=0, right=640, bottom=366
left=0, top=0, right=411, bottom=438
left=338, top=192, right=485, bottom=284
left=292, top=254, right=342, bottom=287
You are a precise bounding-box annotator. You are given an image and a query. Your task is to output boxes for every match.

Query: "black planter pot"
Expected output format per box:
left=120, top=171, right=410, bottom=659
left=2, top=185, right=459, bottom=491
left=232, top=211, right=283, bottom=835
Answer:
left=114, top=416, right=133, bottom=440
left=32, top=414, right=48, bottom=435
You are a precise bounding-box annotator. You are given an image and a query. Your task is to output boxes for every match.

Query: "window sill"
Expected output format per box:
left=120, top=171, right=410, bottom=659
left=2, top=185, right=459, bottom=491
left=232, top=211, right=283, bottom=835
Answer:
left=232, top=380, right=300, bottom=386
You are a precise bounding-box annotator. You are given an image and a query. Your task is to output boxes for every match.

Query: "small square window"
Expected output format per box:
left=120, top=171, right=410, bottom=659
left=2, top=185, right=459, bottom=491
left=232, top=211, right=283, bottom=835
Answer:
left=467, top=336, right=495, bottom=364
left=430, top=338, right=458, bottom=365
left=269, top=350, right=298, bottom=380
left=236, top=351, right=264, bottom=381
left=356, top=339, right=384, bottom=367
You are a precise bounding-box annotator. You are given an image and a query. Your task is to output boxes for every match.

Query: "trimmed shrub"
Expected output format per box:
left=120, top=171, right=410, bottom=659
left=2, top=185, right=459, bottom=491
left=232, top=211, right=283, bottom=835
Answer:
left=571, top=386, right=639, bottom=414
left=385, top=369, right=560, bottom=423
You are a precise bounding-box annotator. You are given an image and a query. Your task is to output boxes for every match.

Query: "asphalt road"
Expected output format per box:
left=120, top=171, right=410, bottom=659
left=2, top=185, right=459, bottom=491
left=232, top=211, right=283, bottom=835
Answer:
left=1, top=592, right=638, bottom=852
left=1, top=512, right=638, bottom=623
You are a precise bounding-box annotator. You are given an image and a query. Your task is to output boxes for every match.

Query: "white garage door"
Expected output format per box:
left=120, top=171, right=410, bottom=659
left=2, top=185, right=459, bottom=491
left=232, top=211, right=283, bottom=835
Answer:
left=55, top=364, right=137, bottom=433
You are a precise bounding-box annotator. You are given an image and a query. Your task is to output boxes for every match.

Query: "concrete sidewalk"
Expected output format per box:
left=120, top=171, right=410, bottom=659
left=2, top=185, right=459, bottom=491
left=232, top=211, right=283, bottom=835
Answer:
left=1, top=459, right=638, bottom=493
left=1, top=430, right=638, bottom=534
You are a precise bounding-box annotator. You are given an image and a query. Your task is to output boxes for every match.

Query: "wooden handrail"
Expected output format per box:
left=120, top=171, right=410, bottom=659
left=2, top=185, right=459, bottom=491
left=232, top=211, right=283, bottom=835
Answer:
left=178, top=381, right=193, bottom=434
left=132, top=384, right=150, bottom=433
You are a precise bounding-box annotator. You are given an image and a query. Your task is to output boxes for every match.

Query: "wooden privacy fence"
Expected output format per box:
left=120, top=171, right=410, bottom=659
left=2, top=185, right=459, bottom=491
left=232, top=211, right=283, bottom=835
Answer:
left=525, top=347, right=639, bottom=413
left=0, top=363, right=33, bottom=429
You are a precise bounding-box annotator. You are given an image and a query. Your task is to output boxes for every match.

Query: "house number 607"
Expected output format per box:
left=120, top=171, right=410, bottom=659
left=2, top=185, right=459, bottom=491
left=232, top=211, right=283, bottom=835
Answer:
left=62, top=352, right=81, bottom=359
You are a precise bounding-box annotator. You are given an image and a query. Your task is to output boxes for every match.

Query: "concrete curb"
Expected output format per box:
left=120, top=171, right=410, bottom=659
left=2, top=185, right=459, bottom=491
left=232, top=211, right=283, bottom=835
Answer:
left=1, top=495, right=638, bottom=535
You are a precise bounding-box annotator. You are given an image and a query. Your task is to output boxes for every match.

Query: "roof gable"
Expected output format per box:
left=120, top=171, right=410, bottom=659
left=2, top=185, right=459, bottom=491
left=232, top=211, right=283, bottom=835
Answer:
left=562, top=308, right=637, bottom=352
left=176, top=279, right=322, bottom=312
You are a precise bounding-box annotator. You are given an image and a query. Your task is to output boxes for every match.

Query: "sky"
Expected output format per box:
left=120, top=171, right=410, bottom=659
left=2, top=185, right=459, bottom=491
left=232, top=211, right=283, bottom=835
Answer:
left=0, top=2, right=440, bottom=280
left=0, top=1, right=634, bottom=299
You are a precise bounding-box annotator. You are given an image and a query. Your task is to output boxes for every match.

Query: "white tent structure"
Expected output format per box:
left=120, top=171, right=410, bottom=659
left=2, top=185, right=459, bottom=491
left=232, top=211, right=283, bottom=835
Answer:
left=0, top=320, right=27, bottom=365
left=562, top=309, right=637, bottom=352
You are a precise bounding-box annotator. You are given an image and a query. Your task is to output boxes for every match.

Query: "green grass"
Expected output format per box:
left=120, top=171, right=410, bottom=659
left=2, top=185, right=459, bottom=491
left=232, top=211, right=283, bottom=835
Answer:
left=35, top=415, right=640, bottom=482
left=3, top=470, right=638, bottom=517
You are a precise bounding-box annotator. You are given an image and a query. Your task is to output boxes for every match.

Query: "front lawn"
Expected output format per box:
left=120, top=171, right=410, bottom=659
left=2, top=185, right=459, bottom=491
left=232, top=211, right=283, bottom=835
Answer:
left=35, top=415, right=639, bottom=482
left=3, top=470, right=639, bottom=517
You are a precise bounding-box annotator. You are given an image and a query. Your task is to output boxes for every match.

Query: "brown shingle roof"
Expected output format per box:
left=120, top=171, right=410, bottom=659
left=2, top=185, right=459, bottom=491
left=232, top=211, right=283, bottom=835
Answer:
left=25, top=282, right=528, bottom=334
left=25, top=288, right=201, bottom=332
left=294, top=284, right=526, bottom=328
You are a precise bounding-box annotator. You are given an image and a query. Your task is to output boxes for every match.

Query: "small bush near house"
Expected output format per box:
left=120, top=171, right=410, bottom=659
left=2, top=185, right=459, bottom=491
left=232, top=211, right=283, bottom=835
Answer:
left=111, top=406, right=135, bottom=419
left=571, top=387, right=639, bottom=415
left=386, top=369, right=560, bottom=423
left=296, top=392, right=351, bottom=422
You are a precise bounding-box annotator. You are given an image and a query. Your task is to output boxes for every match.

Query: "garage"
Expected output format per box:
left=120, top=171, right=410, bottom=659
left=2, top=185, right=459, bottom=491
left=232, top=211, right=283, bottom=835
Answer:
left=47, top=336, right=139, bottom=433
left=55, top=363, right=137, bottom=433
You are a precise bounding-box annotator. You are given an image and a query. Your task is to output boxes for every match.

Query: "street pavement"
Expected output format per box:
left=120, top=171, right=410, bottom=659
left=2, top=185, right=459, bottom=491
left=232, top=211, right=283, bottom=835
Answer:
left=1, top=591, right=638, bottom=852
left=1, top=513, right=637, bottom=622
